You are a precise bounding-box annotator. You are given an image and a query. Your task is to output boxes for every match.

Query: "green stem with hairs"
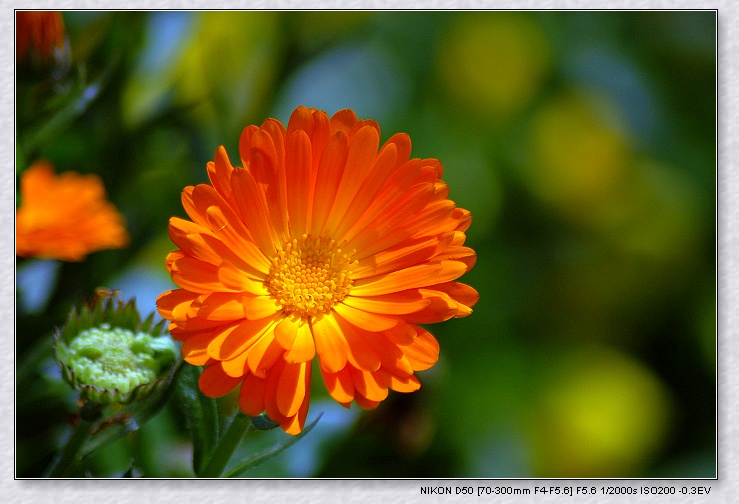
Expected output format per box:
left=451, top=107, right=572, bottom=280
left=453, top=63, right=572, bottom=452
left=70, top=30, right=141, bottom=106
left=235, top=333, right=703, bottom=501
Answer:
left=199, top=412, right=254, bottom=478
left=47, top=418, right=95, bottom=477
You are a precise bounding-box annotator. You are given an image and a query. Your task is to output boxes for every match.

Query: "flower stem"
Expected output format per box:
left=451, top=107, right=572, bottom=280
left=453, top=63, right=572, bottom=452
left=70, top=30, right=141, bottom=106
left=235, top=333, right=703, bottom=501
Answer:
left=199, top=412, right=253, bottom=478
left=47, top=418, right=94, bottom=477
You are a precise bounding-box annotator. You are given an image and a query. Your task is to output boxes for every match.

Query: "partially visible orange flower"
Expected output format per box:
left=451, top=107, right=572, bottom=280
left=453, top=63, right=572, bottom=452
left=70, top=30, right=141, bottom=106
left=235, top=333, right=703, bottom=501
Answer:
left=16, top=161, right=130, bottom=261
left=157, top=106, right=478, bottom=434
left=16, top=11, right=66, bottom=64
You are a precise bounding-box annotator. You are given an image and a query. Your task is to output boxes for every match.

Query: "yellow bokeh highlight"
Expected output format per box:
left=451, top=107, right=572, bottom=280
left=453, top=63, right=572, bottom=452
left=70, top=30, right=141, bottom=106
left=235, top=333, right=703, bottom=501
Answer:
left=437, top=13, right=551, bottom=122
left=522, top=91, right=632, bottom=217
left=123, top=12, right=282, bottom=134
left=529, top=346, right=672, bottom=477
left=599, top=159, right=703, bottom=261
left=175, top=12, right=281, bottom=128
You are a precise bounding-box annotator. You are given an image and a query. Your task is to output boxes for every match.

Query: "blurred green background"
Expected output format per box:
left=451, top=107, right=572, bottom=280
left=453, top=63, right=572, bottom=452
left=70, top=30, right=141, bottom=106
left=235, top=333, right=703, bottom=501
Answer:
left=16, top=10, right=716, bottom=478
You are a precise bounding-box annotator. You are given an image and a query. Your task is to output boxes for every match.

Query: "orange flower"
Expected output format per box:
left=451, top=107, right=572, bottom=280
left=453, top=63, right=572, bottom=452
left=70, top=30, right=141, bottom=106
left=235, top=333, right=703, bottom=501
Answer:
left=16, top=161, right=130, bottom=261
left=156, top=106, right=478, bottom=434
left=16, top=11, right=66, bottom=64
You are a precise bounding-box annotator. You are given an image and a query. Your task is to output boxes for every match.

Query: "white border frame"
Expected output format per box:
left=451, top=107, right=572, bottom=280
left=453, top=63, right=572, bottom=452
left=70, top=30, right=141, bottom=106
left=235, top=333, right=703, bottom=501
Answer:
left=7, top=2, right=734, bottom=503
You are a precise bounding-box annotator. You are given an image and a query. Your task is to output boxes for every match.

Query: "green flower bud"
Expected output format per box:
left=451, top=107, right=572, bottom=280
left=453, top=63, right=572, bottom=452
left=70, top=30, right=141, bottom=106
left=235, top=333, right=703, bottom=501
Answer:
left=54, top=289, right=178, bottom=405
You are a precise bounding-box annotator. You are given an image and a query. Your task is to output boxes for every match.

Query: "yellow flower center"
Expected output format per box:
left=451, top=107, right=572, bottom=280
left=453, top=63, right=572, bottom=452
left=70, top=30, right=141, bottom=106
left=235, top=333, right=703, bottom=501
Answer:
left=266, top=234, right=356, bottom=319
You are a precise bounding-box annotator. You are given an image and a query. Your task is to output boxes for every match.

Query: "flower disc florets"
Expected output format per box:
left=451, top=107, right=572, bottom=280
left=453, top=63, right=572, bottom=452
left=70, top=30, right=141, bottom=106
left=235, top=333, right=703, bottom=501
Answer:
left=266, top=234, right=357, bottom=319
left=54, top=290, right=178, bottom=405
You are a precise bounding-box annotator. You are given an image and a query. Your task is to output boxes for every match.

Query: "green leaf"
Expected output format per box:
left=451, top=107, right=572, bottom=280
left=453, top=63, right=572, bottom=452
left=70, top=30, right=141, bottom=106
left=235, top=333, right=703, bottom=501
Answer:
left=121, top=460, right=142, bottom=478
left=222, top=413, right=323, bottom=478
left=19, top=57, right=116, bottom=159
left=175, top=365, right=218, bottom=475
left=198, top=412, right=252, bottom=478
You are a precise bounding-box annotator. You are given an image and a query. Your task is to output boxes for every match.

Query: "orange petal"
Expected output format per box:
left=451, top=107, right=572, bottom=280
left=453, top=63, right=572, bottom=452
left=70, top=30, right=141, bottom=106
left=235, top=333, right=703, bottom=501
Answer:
left=332, top=141, right=398, bottom=239
left=383, top=132, right=412, bottom=166
left=171, top=228, right=263, bottom=285
left=218, top=260, right=270, bottom=296
left=189, top=183, right=237, bottom=233
left=262, top=358, right=313, bottom=434
left=290, top=369, right=312, bottom=435
left=156, top=289, right=199, bottom=321
left=247, top=332, right=284, bottom=379
left=401, top=282, right=478, bottom=323
left=260, top=118, right=287, bottom=174
left=404, top=199, right=458, bottom=238
left=276, top=360, right=309, bottom=417
left=383, top=320, right=417, bottom=346
left=375, top=367, right=421, bottom=393
left=239, top=124, right=260, bottom=166
left=436, top=281, right=480, bottom=309
left=329, top=108, right=359, bottom=133
left=342, top=291, right=431, bottom=316
left=170, top=257, right=228, bottom=293
left=169, top=288, right=196, bottom=319
left=306, top=108, right=332, bottom=160
left=346, top=118, right=380, bottom=142
left=332, top=302, right=398, bottom=332
left=323, top=124, right=380, bottom=235
left=281, top=411, right=305, bottom=435
left=352, top=236, right=439, bottom=280
left=167, top=216, right=210, bottom=251
left=168, top=228, right=224, bottom=268
left=349, top=366, right=388, bottom=402
left=181, top=330, right=220, bottom=365
left=419, top=286, right=473, bottom=318
left=353, top=393, right=381, bottom=410
left=221, top=349, right=249, bottom=378
left=287, top=105, right=316, bottom=135
left=204, top=204, right=271, bottom=274
left=346, top=182, right=436, bottom=256
left=284, top=130, right=312, bottom=236
left=401, top=290, right=460, bottom=324
left=320, top=365, right=354, bottom=404
left=193, top=292, right=246, bottom=321
left=332, top=312, right=381, bottom=372
left=312, top=315, right=348, bottom=373
left=360, top=330, right=413, bottom=378
left=208, top=147, right=234, bottom=202
left=247, top=130, right=289, bottom=240
left=206, top=323, right=241, bottom=359
left=454, top=207, right=473, bottom=232
left=400, top=326, right=439, bottom=371
left=180, top=186, right=208, bottom=229
left=283, top=320, right=316, bottom=364
left=310, top=130, right=349, bottom=236
left=355, top=200, right=456, bottom=261
left=208, top=315, right=277, bottom=360
left=263, top=358, right=284, bottom=422
left=238, top=372, right=266, bottom=417
left=199, top=363, right=242, bottom=398
left=339, top=159, right=423, bottom=243
left=433, top=245, right=477, bottom=271
left=274, top=316, right=300, bottom=350
left=247, top=129, right=278, bottom=183
left=169, top=300, right=225, bottom=332
left=243, top=295, right=281, bottom=320
left=351, top=260, right=468, bottom=297
left=230, top=168, right=278, bottom=257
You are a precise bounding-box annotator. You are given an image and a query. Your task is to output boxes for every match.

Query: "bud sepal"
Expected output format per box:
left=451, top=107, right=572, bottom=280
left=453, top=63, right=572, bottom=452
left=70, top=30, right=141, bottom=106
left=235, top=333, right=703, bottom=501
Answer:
left=54, top=290, right=178, bottom=406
